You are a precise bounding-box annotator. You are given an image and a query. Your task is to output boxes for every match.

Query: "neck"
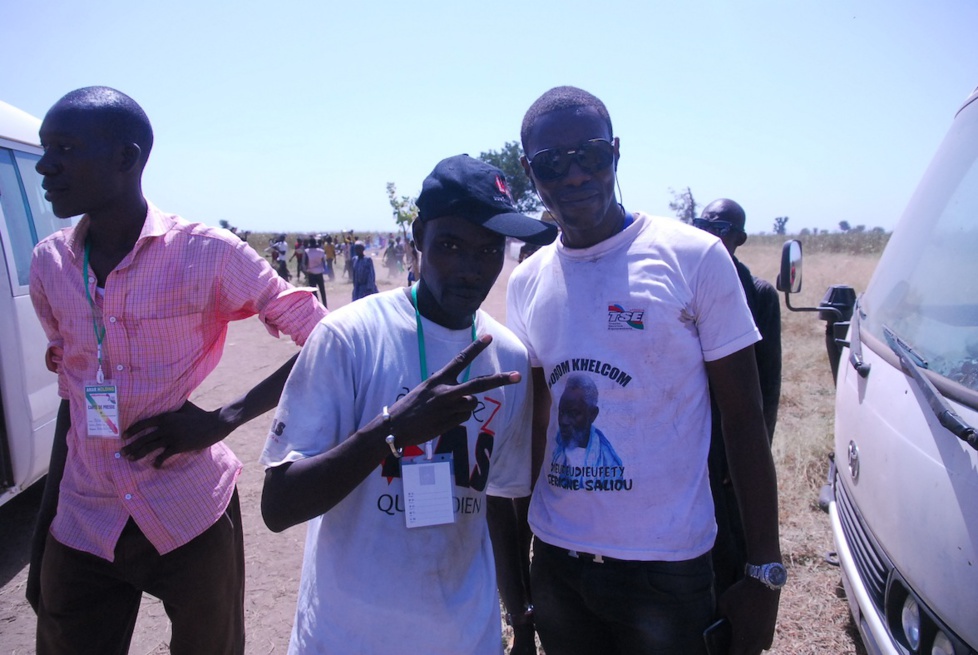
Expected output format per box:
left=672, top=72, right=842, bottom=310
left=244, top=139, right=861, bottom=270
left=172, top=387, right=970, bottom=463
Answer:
left=86, top=197, right=148, bottom=255
left=561, top=203, right=626, bottom=249
left=409, top=282, right=473, bottom=330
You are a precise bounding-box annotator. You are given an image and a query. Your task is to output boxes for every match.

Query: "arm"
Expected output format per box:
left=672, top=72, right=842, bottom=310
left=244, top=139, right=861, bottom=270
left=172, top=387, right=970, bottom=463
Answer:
left=26, top=398, right=70, bottom=613
left=488, top=496, right=536, bottom=655
left=705, top=346, right=782, bottom=655
left=262, top=335, right=521, bottom=532
left=529, top=367, right=551, bottom=489
left=122, top=352, right=300, bottom=467
left=753, top=283, right=782, bottom=442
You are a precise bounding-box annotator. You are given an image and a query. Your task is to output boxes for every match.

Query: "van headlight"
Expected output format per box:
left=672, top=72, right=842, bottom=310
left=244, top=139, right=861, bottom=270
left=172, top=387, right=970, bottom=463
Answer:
left=931, top=630, right=955, bottom=655
left=901, top=596, right=921, bottom=650
left=886, top=575, right=969, bottom=654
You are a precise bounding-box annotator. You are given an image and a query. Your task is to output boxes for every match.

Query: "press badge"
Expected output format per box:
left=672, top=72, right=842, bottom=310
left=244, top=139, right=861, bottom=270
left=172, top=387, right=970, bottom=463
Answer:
left=85, top=382, right=121, bottom=438
left=401, top=453, right=455, bottom=528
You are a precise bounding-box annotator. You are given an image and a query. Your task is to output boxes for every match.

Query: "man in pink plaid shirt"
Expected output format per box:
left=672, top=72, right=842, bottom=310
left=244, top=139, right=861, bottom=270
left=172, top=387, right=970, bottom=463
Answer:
left=27, top=87, right=326, bottom=655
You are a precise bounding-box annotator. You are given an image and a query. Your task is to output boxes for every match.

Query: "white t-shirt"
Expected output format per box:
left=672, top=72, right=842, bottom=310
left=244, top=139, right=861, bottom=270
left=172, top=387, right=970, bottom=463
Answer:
left=261, top=289, right=532, bottom=655
left=304, top=246, right=326, bottom=274
left=506, top=212, right=760, bottom=562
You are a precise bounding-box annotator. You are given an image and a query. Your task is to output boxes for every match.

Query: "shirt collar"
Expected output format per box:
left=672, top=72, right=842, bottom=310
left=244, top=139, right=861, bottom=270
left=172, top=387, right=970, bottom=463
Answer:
left=64, top=201, right=173, bottom=259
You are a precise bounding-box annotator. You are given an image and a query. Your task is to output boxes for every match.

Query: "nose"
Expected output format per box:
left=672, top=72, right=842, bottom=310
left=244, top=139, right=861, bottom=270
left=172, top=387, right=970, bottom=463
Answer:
left=562, top=158, right=591, bottom=186
left=36, top=150, right=58, bottom=176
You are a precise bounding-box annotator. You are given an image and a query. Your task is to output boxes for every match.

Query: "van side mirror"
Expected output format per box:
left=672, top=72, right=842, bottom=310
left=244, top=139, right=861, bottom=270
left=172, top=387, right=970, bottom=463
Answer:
left=777, top=240, right=803, bottom=293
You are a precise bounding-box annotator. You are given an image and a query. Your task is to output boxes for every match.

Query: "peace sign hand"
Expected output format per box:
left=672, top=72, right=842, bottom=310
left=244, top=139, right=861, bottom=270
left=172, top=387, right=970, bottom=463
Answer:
left=385, top=334, right=521, bottom=449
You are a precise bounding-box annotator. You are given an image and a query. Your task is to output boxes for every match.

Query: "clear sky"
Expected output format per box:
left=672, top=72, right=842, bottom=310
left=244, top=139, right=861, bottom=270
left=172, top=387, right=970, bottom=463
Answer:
left=3, top=0, right=975, bottom=235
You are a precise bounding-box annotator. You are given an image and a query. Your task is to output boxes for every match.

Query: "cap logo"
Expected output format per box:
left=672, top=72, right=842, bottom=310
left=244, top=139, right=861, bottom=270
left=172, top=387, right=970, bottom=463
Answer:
left=495, top=175, right=513, bottom=201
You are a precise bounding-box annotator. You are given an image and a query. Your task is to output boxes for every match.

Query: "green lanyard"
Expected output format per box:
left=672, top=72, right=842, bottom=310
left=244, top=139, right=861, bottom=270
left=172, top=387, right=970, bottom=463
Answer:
left=83, top=242, right=107, bottom=384
left=410, top=284, right=476, bottom=459
left=410, top=283, right=476, bottom=382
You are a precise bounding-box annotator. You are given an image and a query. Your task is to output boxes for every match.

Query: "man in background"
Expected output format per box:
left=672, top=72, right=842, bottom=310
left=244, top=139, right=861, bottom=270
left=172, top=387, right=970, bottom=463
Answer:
left=695, top=198, right=782, bottom=595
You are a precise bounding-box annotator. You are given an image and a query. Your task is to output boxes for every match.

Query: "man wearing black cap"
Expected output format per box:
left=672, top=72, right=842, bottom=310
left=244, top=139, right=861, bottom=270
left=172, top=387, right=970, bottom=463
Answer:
left=694, top=198, right=782, bottom=598
left=260, top=155, right=556, bottom=654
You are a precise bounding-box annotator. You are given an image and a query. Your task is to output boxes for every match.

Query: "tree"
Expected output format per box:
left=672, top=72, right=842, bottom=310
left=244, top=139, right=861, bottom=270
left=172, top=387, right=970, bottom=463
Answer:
left=668, top=187, right=698, bottom=224
left=387, top=182, right=419, bottom=237
left=478, top=141, right=540, bottom=214
left=773, top=216, right=789, bottom=235
left=839, top=220, right=851, bottom=232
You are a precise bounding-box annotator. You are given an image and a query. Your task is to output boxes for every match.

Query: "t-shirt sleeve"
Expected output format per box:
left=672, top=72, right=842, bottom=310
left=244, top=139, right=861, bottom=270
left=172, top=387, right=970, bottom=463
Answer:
left=506, top=269, right=540, bottom=367
left=260, top=320, right=353, bottom=468
left=485, top=351, right=533, bottom=498
left=693, top=242, right=761, bottom=362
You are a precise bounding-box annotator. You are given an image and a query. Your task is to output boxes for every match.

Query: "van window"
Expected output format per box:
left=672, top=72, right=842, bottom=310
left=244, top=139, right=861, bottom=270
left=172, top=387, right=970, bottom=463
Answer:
left=861, top=99, right=978, bottom=392
left=0, top=147, right=61, bottom=292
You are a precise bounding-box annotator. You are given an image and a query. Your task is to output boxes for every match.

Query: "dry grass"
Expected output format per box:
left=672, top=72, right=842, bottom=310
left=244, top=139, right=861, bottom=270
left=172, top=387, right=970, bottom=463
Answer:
left=738, top=241, right=879, bottom=654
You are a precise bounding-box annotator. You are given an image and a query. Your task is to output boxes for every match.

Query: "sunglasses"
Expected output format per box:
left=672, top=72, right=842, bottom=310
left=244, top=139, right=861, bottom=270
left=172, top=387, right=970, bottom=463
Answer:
left=692, top=218, right=742, bottom=237
left=527, top=139, right=616, bottom=181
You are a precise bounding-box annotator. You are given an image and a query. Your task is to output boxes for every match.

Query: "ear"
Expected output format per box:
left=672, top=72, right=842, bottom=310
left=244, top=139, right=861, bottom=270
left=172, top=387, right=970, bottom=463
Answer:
left=119, top=143, right=142, bottom=173
left=612, top=136, right=620, bottom=171
left=736, top=231, right=748, bottom=247
left=411, top=220, right=424, bottom=250
left=589, top=405, right=600, bottom=423
left=520, top=155, right=533, bottom=181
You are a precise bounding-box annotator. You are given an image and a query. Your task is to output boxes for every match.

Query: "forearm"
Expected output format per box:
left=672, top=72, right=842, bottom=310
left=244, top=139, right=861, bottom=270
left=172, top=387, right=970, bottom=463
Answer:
left=723, top=414, right=782, bottom=564
left=261, top=413, right=390, bottom=532
left=217, top=353, right=299, bottom=432
left=488, top=496, right=533, bottom=616
left=530, top=368, right=550, bottom=489
left=38, top=400, right=70, bottom=522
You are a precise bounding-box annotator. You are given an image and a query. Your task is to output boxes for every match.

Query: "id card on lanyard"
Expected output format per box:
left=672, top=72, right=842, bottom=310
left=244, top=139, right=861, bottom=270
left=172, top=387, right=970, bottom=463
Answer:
left=83, top=241, right=121, bottom=438
left=400, top=284, right=476, bottom=529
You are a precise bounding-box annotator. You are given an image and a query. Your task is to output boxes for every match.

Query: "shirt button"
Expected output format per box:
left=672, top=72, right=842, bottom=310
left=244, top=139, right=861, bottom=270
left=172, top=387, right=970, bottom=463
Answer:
left=109, top=316, right=117, bottom=323
left=88, top=276, right=95, bottom=284
left=114, top=452, right=121, bottom=459
left=116, top=364, right=124, bottom=371
left=124, top=493, right=133, bottom=500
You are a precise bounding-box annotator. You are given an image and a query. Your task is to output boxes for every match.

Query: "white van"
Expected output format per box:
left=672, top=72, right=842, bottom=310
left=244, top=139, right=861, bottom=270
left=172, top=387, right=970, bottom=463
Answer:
left=781, top=87, right=978, bottom=655
left=0, top=100, right=61, bottom=507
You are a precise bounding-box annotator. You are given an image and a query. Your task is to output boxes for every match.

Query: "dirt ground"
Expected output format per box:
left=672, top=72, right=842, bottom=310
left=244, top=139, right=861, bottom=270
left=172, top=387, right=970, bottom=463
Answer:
left=0, top=246, right=860, bottom=654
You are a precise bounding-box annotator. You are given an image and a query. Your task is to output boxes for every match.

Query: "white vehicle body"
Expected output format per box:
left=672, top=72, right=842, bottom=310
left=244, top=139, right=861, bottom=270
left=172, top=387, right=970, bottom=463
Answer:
left=0, top=100, right=62, bottom=507
left=785, top=87, right=978, bottom=655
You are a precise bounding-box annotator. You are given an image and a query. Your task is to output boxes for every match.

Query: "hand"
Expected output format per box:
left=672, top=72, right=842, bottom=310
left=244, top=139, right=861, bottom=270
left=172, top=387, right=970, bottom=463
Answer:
left=387, top=335, right=521, bottom=449
left=122, top=400, right=232, bottom=468
left=45, top=345, right=63, bottom=373
left=509, top=624, right=537, bottom=655
left=718, top=578, right=780, bottom=655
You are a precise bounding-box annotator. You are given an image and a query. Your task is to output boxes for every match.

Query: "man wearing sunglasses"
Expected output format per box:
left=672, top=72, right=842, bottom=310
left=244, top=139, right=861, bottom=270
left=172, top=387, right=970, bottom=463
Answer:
left=695, top=199, right=782, bottom=601
left=507, top=87, right=784, bottom=655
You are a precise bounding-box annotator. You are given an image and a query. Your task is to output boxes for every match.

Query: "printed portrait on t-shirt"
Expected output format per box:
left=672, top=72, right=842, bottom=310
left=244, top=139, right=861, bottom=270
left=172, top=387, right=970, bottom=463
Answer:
left=551, top=373, right=621, bottom=471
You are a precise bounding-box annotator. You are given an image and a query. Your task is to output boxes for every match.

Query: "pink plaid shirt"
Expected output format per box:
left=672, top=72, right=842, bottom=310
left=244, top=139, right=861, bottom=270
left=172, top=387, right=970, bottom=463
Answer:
left=30, top=204, right=327, bottom=560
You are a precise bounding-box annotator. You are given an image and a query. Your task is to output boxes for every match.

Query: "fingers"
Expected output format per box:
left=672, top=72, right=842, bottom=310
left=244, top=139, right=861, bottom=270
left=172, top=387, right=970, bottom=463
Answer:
left=45, top=346, right=63, bottom=373
left=456, top=371, right=522, bottom=396
left=124, top=414, right=165, bottom=439
left=436, top=334, right=494, bottom=380
left=121, top=432, right=162, bottom=460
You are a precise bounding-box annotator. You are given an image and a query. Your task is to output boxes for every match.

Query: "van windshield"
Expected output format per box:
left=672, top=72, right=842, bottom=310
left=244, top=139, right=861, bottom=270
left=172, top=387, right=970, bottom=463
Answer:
left=861, top=95, right=978, bottom=393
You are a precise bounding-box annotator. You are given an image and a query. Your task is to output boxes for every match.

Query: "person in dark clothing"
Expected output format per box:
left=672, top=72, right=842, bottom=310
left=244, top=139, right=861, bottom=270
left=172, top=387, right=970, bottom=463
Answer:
left=694, top=198, right=782, bottom=596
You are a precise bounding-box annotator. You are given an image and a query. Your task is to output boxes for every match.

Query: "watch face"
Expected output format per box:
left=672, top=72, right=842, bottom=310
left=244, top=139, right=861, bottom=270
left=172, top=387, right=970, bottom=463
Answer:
left=766, top=563, right=788, bottom=587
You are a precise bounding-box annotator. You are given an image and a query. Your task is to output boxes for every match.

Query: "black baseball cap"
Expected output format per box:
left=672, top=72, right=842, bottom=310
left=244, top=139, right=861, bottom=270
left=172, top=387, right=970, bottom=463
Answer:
left=416, top=155, right=558, bottom=246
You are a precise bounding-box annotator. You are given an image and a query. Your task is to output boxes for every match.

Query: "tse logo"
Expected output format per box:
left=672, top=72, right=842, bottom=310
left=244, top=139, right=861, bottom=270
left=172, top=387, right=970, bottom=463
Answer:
left=607, top=304, right=645, bottom=330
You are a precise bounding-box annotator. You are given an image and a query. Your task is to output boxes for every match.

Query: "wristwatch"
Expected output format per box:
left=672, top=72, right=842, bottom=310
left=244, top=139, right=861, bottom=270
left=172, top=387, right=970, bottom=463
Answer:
left=745, top=562, right=788, bottom=590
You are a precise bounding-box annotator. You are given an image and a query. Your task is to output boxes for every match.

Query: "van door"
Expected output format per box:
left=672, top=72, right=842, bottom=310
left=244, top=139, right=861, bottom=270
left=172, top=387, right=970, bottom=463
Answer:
left=0, top=136, right=63, bottom=504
